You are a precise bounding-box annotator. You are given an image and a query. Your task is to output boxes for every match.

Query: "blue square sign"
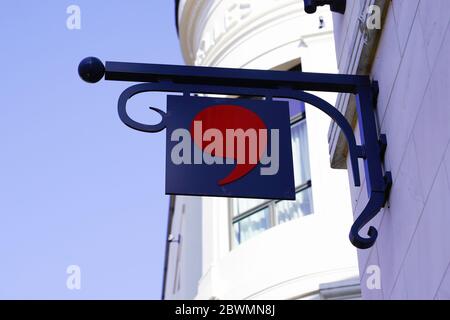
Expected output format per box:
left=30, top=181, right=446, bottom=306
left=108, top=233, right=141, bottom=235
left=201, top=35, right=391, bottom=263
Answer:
left=165, top=95, right=295, bottom=200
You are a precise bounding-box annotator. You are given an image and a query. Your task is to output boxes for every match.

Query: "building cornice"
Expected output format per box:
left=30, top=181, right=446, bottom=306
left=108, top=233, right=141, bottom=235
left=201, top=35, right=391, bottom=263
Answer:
left=177, top=0, right=333, bottom=68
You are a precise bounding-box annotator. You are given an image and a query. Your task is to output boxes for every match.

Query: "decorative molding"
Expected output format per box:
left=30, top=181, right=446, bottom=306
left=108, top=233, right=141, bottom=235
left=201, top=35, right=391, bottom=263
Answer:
left=177, top=0, right=332, bottom=68
left=242, top=267, right=359, bottom=300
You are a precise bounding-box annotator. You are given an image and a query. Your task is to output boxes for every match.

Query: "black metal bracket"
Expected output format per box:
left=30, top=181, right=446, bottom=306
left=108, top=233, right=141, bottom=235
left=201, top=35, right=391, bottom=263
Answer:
left=379, top=134, right=387, bottom=161
left=304, top=0, right=346, bottom=14
left=78, top=56, right=390, bottom=249
left=383, top=172, right=392, bottom=207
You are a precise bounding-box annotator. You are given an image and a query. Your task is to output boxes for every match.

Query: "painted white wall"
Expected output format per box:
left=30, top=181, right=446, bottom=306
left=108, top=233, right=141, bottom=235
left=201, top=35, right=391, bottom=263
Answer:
left=165, top=0, right=359, bottom=300
left=331, top=0, right=450, bottom=299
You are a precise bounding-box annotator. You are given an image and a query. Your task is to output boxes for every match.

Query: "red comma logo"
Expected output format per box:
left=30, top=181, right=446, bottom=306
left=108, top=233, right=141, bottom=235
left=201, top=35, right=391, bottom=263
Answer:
left=190, top=105, right=268, bottom=186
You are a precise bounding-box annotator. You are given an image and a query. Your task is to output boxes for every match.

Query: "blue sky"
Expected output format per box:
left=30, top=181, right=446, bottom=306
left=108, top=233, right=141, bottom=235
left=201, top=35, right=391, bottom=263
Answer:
left=0, top=1, right=183, bottom=299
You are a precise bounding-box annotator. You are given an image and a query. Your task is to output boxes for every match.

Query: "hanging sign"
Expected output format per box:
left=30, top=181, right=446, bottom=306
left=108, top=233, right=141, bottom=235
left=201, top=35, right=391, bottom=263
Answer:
left=164, top=96, right=295, bottom=200
left=79, top=57, right=393, bottom=249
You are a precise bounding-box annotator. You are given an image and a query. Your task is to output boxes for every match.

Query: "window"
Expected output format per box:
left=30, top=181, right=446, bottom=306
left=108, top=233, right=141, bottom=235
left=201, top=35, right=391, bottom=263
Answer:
left=230, top=99, right=314, bottom=246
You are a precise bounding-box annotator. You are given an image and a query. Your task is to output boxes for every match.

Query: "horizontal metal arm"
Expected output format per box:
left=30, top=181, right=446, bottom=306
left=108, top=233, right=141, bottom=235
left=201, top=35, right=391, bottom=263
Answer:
left=78, top=57, right=370, bottom=93
left=105, top=61, right=370, bottom=93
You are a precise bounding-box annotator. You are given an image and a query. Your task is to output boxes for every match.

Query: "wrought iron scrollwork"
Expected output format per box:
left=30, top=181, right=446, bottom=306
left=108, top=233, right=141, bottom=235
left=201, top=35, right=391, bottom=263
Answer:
left=78, top=57, right=391, bottom=249
left=117, top=85, right=167, bottom=133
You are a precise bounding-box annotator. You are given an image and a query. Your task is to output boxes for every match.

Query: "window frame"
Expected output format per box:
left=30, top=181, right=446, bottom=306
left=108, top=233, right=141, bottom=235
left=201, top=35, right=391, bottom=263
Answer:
left=228, top=110, right=313, bottom=248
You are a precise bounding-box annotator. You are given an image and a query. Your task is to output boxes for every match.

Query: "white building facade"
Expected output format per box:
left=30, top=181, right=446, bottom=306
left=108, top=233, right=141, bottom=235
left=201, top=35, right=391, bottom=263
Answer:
left=163, top=0, right=361, bottom=300
left=329, top=0, right=450, bottom=299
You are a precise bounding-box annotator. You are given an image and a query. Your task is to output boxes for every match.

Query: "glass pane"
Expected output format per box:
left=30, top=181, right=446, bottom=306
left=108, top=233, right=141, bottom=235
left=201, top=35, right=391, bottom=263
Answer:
left=274, top=98, right=305, bottom=117
left=233, top=198, right=266, bottom=217
left=291, top=120, right=311, bottom=186
left=275, top=188, right=313, bottom=225
left=233, top=208, right=270, bottom=244
left=289, top=99, right=306, bottom=117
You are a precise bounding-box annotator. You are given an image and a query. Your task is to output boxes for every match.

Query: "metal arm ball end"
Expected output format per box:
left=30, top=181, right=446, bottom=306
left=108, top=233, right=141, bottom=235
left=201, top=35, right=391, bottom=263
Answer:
left=78, top=57, right=105, bottom=83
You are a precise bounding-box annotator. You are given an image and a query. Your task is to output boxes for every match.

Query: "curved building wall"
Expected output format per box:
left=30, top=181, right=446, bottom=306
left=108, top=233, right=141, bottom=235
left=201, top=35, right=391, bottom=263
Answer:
left=164, top=0, right=360, bottom=300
